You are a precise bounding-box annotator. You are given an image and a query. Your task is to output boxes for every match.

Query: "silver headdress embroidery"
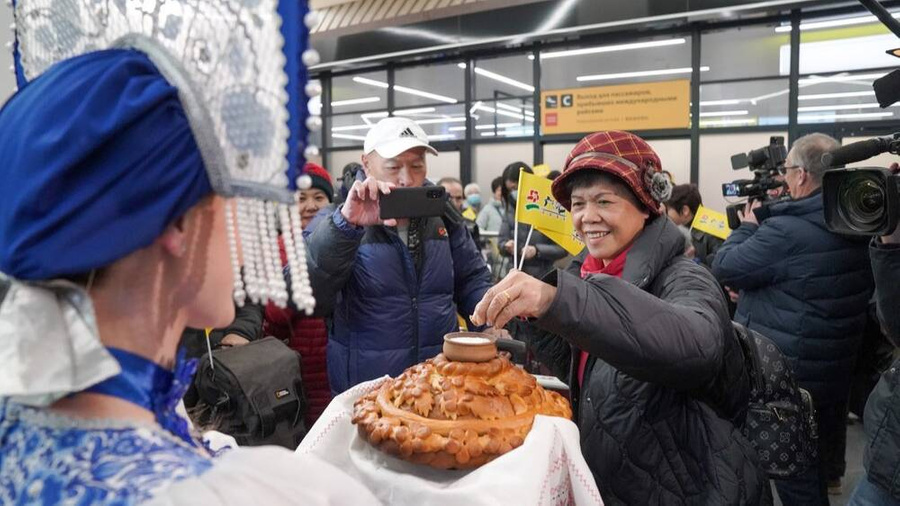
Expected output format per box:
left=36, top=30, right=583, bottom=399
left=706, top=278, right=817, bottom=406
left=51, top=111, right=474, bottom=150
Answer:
left=11, top=0, right=321, bottom=314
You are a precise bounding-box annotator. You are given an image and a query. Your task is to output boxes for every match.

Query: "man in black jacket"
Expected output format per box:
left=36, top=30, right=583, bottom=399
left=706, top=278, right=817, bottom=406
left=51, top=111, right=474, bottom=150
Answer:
left=713, top=133, right=875, bottom=504
left=848, top=196, right=900, bottom=505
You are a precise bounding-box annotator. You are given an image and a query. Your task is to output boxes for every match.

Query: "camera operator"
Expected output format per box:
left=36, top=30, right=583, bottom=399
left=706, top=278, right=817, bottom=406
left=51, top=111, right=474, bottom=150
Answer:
left=712, top=133, right=875, bottom=504
left=848, top=167, right=900, bottom=506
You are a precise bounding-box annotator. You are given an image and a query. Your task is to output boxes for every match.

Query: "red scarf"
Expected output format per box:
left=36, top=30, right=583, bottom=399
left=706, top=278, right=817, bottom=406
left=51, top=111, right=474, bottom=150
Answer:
left=577, top=246, right=631, bottom=388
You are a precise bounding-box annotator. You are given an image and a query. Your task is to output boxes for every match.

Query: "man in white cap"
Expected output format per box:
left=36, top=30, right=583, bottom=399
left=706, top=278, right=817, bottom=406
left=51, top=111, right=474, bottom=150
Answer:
left=305, top=117, right=493, bottom=394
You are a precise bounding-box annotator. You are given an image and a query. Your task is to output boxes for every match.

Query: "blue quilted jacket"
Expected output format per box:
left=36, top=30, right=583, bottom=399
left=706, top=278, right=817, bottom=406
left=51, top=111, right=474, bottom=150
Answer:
left=306, top=206, right=492, bottom=394
left=712, top=191, right=873, bottom=401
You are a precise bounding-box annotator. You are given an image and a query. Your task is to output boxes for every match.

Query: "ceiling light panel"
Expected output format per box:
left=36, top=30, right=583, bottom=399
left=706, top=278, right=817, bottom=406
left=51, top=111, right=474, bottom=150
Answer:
left=577, top=66, right=709, bottom=82
left=540, top=38, right=686, bottom=60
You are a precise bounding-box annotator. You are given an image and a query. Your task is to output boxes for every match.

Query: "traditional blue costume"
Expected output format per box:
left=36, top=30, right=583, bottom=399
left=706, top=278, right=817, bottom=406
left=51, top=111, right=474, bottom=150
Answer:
left=0, top=1, right=376, bottom=504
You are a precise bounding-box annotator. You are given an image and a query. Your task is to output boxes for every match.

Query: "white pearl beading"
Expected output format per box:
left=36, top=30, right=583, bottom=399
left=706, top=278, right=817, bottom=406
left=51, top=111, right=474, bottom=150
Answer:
left=225, top=201, right=246, bottom=308
left=289, top=200, right=314, bottom=315
left=236, top=198, right=261, bottom=305
left=265, top=201, right=288, bottom=308
left=254, top=199, right=276, bottom=304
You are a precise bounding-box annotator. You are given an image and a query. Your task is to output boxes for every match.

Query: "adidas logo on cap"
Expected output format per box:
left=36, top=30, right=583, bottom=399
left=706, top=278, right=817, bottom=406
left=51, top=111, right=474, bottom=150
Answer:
left=364, top=117, right=439, bottom=158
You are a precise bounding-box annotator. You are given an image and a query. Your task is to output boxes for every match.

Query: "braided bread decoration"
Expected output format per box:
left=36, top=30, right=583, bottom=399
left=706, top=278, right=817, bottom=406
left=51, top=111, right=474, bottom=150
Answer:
left=352, top=352, right=571, bottom=469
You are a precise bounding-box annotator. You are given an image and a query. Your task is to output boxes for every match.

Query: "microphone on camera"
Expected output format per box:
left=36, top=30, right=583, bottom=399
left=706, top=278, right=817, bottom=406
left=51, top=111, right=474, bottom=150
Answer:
left=822, top=137, right=894, bottom=167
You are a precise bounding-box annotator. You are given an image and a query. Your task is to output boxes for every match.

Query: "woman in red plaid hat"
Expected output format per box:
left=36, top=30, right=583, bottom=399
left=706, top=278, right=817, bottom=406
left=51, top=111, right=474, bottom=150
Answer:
left=473, top=131, right=767, bottom=505
left=264, top=162, right=335, bottom=428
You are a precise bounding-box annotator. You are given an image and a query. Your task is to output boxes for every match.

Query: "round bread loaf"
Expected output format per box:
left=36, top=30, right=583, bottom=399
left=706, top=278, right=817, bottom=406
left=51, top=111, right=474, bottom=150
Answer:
left=351, top=352, right=572, bottom=469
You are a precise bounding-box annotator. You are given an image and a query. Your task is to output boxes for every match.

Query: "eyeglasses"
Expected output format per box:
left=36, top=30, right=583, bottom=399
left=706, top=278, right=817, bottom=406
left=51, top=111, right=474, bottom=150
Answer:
left=777, top=164, right=802, bottom=175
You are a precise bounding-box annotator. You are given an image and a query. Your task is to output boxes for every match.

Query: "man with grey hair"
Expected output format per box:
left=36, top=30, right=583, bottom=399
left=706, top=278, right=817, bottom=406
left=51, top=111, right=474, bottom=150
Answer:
left=438, top=176, right=465, bottom=212
left=713, top=133, right=874, bottom=505
left=305, top=117, right=492, bottom=395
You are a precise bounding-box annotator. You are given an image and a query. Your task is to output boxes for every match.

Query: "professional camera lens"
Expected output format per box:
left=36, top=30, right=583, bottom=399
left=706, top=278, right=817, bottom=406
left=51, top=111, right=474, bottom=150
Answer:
left=838, top=173, right=886, bottom=232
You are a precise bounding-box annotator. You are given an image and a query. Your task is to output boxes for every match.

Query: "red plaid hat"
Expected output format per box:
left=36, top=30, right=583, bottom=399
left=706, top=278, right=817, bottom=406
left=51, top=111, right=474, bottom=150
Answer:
left=551, top=131, right=672, bottom=215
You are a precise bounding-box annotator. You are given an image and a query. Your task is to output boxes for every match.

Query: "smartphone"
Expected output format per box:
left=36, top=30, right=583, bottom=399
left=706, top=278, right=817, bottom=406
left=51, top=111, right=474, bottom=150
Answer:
left=379, top=186, right=448, bottom=220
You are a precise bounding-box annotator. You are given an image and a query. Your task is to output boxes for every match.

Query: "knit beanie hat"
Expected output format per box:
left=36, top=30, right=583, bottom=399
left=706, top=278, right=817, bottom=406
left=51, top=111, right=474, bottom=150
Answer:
left=304, top=162, right=333, bottom=203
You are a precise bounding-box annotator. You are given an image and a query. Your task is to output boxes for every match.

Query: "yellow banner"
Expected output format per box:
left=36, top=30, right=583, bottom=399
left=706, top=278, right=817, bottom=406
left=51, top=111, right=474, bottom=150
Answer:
left=541, top=228, right=586, bottom=257
left=515, top=171, right=584, bottom=256
left=515, top=171, right=568, bottom=234
left=541, top=80, right=690, bottom=135
left=691, top=205, right=731, bottom=241
left=462, top=207, right=477, bottom=221
left=532, top=163, right=551, bottom=178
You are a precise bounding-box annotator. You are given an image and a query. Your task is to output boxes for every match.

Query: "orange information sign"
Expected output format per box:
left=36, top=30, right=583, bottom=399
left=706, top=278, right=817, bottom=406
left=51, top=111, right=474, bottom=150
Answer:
left=541, top=80, right=690, bottom=134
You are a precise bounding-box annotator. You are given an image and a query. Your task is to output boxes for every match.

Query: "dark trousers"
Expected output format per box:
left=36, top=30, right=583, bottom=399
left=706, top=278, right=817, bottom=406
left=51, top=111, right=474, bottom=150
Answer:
left=818, top=400, right=849, bottom=482
left=774, top=398, right=848, bottom=505
left=774, top=465, right=829, bottom=506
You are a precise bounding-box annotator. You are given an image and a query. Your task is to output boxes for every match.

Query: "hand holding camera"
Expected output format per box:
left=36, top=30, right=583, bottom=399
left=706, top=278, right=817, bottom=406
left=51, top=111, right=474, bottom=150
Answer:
left=342, top=176, right=397, bottom=227
left=722, top=136, right=789, bottom=229
left=740, top=200, right=762, bottom=226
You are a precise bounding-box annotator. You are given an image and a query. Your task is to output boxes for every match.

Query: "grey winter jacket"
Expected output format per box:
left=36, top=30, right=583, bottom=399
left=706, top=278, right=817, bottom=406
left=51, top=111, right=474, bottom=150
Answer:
left=525, top=216, right=767, bottom=505
left=862, top=239, right=900, bottom=500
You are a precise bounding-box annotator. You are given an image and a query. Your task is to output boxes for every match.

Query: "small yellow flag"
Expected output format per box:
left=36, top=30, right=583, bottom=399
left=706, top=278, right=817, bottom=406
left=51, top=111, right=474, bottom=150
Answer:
left=515, top=170, right=584, bottom=256
left=540, top=227, right=586, bottom=256
left=462, top=207, right=477, bottom=221
left=691, top=205, right=731, bottom=241
left=532, top=164, right=551, bottom=178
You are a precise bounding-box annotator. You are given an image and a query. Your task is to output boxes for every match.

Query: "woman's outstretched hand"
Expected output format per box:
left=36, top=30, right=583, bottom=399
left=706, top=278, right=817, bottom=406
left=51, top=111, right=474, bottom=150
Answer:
left=471, top=269, right=557, bottom=329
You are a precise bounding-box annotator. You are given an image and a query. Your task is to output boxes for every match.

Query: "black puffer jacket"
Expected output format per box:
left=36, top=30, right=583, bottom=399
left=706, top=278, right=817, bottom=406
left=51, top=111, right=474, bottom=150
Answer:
left=862, top=239, right=900, bottom=499
left=712, top=191, right=873, bottom=402
left=525, top=216, right=767, bottom=505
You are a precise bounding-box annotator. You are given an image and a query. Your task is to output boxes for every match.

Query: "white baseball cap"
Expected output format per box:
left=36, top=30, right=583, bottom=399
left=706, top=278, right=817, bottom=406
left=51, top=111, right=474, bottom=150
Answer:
left=363, top=117, right=439, bottom=158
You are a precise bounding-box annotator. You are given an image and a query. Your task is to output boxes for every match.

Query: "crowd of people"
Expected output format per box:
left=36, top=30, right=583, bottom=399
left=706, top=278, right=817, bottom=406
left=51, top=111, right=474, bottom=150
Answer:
left=170, top=119, right=896, bottom=505
left=0, top=2, right=898, bottom=503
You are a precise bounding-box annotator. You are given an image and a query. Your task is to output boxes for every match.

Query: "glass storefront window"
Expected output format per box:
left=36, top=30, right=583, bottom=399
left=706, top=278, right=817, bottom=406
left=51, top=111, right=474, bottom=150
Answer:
left=331, top=70, right=388, bottom=113
left=540, top=36, right=692, bottom=90
left=395, top=62, right=464, bottom=108
left=472, top=54, right=534, bottom=102
left=795, top=12, right=896, bottom=75
left=701, top=25, right=788, bottom=81
left=329, top=112, right=370, bottom=148
left=409, top=104, right=467, bottom=142
left=469, top=97, right=535, bottom=139
left=328, top=105, right=467, bottom=148
left=797, top=70, right=893, bottom=124
left=699, top=79, right=789, bottom=129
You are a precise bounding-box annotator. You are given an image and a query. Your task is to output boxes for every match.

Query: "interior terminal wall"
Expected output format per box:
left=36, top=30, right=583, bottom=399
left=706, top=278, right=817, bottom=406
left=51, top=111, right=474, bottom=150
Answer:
left=472, top=142, right=533, bottom=201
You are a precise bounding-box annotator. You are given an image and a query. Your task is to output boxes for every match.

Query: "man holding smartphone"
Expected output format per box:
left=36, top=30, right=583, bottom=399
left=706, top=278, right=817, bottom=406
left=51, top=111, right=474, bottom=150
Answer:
left=305, top=117, right=493, bottom=394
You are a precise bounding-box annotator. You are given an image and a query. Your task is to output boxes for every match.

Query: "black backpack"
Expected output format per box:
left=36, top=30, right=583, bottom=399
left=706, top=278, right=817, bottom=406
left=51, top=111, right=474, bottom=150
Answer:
left=194, top=336, right=307, bottom=449
left=733, top=322, right=819, bottom=478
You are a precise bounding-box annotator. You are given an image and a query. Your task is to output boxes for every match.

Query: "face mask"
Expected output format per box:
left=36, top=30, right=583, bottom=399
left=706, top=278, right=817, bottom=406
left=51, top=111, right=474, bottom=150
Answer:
left=466, top=194, right=481, bottom=207
left=510, top=190, right=518, bottom=201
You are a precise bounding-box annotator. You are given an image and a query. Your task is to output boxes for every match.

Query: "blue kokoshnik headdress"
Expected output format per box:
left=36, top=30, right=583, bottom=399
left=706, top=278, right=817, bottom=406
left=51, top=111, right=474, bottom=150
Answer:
left=0, top=0, right=322, bottom=405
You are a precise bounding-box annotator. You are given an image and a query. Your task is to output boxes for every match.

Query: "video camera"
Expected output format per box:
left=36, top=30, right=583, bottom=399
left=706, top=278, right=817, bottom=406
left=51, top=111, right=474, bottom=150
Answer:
left=822, top=134, right=900, bottom=235
left=721, top=136, right=789, bottom=229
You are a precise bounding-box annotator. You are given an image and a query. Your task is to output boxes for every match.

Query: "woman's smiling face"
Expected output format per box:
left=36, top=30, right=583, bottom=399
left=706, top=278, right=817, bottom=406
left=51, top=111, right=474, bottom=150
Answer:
left=570, top=178, right=649, bottom=263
